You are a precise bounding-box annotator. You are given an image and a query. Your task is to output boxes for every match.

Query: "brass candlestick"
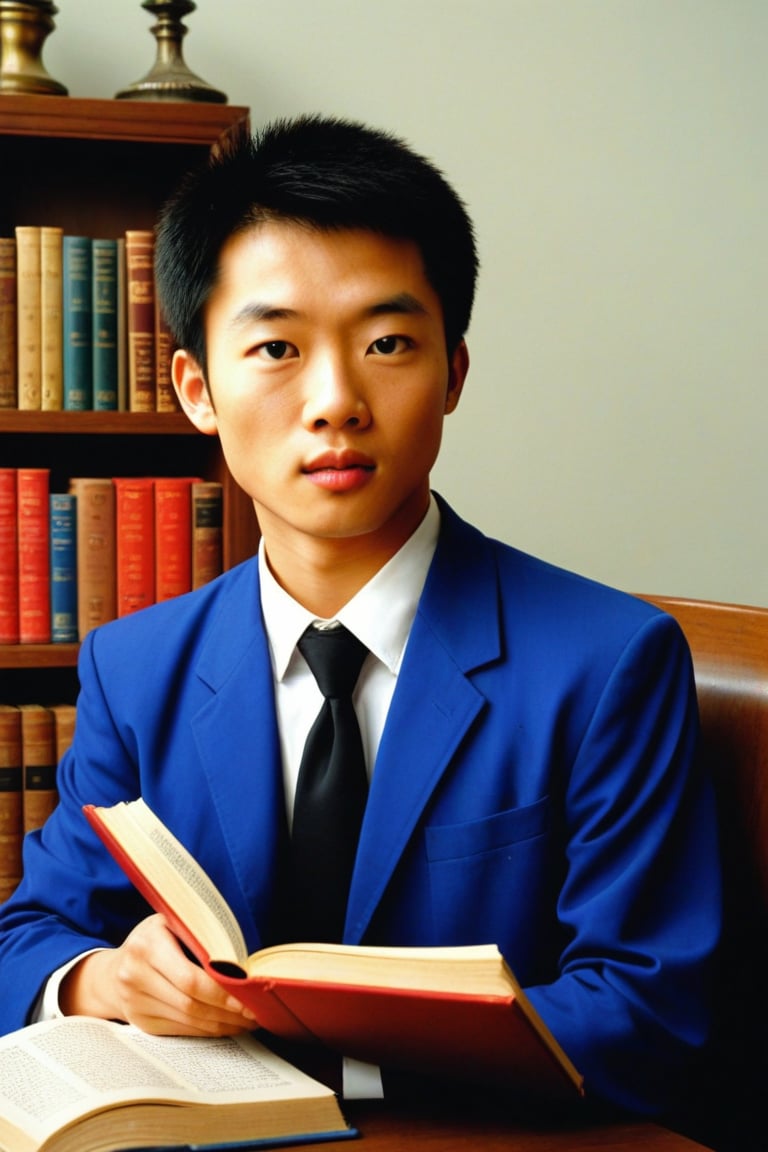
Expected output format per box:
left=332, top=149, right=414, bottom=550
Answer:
left=115, top=0, right=226, bottom=104
left=0, top=0, right=68, bottom=96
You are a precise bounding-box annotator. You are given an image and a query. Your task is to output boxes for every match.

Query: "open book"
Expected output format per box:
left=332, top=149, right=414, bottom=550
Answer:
left=84, top=798, right=584, bottom=1100
left=0, top=1016, right=354, bottom=1152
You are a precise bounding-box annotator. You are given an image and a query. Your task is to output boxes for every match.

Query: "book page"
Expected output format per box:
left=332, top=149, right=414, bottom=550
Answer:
left=90, top=799, right=246, bottom=964
left=0, top=1018, right=331, bottom=1142
left=142, top=819, right=246, bottom=961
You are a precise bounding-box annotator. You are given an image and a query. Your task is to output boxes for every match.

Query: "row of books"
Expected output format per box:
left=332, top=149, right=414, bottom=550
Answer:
left=0, top=226, right=177, bottom=413
left=0, top=701, right=73, bottom=902
left=0, top=469, right=224, bottom=646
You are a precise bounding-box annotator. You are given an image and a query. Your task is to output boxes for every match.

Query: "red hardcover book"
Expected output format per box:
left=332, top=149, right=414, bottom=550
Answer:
left=85, top=798, right=584, bottom=1102
left=114, top=477, right=155, bottom=617
left=125, top=230, right=156, bottom=413
left=154, top=477, right=199, bottom=602
left=17, top=467, right=51, bottom=644
left=0, top=469, right=19, bottom=644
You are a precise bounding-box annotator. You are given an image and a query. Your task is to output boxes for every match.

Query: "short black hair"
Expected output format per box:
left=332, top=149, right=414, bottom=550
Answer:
left=155, top=114, right=479, bottom=368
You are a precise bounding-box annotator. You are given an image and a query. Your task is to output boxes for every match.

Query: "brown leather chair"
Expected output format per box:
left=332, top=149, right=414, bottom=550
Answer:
left=639, top=596, right=768, bottom=1152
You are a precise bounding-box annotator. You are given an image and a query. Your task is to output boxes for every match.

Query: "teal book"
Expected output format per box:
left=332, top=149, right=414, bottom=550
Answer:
left=62, top=235, right=93, bottom=410
left=92, top=237, right=119, bottom=410
left=49, top=492, right=78, bottom=643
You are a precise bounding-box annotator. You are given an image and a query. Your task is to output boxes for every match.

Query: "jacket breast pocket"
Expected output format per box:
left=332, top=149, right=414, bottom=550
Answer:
left=424, top=796, right=553, bottom=951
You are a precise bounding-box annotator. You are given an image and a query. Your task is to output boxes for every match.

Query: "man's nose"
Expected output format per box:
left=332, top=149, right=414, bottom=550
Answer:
left=302, top=355, right=372, bottom=430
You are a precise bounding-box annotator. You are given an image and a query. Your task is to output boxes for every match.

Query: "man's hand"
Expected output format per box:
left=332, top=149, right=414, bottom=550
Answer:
left=59, top=913, right=257, bottom=1036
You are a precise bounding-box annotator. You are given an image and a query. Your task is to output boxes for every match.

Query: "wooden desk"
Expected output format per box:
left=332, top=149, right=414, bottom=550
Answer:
left=319, top=1102, right=711, bottom=1150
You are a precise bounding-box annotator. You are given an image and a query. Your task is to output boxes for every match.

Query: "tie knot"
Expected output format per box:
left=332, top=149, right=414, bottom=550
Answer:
left=298, top=624, right=368, bottom=700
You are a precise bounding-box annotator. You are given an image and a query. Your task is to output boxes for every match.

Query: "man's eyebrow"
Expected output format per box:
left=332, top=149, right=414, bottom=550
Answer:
left=228, top=293, right=429, bottom=330
left=367, top=292, right=429, bottom=318
left=228, top=302, right=301, bottom=329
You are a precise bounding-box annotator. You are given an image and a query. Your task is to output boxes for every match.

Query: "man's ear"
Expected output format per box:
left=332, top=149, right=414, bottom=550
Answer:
left=445, top=339, right=469, bottom=414
left=172, top=348, right=218, bottom=436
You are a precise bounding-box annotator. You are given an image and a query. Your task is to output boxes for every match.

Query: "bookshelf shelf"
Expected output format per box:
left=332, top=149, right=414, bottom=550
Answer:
left=0, top=643, right=79, bottom=669
left=0, top=410, right=198, bottom=435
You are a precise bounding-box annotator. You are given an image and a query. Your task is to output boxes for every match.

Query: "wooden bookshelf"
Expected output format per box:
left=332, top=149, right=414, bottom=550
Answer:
left=0, top=95, right=260, bottom=702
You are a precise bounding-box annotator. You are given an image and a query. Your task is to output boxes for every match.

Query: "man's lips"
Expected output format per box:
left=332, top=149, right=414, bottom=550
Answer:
left=302, top=451, right=375, bottom=492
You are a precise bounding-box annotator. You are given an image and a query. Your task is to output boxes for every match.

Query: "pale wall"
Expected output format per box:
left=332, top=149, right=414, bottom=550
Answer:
left=43, top=1, right=768, bottom=605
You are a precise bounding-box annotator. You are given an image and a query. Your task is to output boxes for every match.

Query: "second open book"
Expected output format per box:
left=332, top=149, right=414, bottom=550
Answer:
left=84, top=797, right=583, bottom=1101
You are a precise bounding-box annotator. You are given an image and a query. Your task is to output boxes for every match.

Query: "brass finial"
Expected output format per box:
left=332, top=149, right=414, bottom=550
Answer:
left=0, top=0, right=68, bottom=96
left=115, top=0, right=227, bottom=104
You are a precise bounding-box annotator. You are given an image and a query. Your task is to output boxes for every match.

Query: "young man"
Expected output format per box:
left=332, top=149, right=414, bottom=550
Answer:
left=0, top=116, right=720, bottom=1118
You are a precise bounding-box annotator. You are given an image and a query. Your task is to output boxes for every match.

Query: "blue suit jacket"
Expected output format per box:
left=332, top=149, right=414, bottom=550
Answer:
left=0, top=499, right=721, bottom=1114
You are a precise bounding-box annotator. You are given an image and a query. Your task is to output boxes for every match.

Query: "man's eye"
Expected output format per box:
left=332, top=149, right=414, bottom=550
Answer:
left=255, top=340, right=296, bottom=360
left=369, top=335, right=411, bottom=356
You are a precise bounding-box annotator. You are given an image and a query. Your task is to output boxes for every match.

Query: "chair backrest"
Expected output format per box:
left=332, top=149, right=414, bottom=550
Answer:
left=639, top=595, right=768, bottom=1151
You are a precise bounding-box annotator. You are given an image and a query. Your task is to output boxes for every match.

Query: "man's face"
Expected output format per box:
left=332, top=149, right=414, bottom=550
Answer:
left=174, top=221, right=467, bottom=573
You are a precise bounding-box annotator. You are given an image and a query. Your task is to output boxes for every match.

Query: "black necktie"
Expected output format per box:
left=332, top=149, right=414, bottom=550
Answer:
left=290, top=624, right=369, bottom=942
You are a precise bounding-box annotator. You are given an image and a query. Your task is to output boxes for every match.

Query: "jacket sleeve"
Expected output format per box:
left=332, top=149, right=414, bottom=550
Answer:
left=0, top=628, right=149, bottom=1035
left=524, top=611, right=722, bottom=1115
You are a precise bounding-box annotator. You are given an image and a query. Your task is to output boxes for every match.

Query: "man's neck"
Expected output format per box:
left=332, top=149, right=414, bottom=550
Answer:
left=261, top=536, right=403, bottom=618
left=259, top=501, right=433, bottom=618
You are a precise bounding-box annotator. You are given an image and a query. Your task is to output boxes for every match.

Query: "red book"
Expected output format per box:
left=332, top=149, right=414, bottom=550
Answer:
left=114, top=477, right=155, bottom=617
left=0, top=469, right=19, bottom=644
left=85, top=798, right=584, bottom=1102
left=154, top=477, right=198, bottom=602
left=125, top=230, right=156, bottom=413
left=17, top=467, right=50, bottom=644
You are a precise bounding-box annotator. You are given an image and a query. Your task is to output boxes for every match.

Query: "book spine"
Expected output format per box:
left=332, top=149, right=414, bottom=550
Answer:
left=19, top=704, right=57, bottom=834
left=68, top=477, right=116, bottom=640
left=17, top=467, right=51, bottom=644
left=15, top=225, right=41, bottom=410
left=40, top=226, right=64, bottom=412
left=92, top=238, right=119, bottom=411
left=0, top=469, right=19, bottom=644
left=50, top=703, right=76, bottom=763
left=115, top=476, right=155, bottom=616
left=0, top=706, right=22, bottom=903
left=50, top=492, right=78, bottom=643
left=116, top=238, right=127, bottom=411
left=125, top=230, right=156, bottom=413
left=155, top=301, right=178, bottom=413
left=62, top=236, right=93, bottom=411
left=154, top=477, right=196, bottom=602
left=0, top=237, right=17, bottom=409
left=191, top=481, right=224, bottom=589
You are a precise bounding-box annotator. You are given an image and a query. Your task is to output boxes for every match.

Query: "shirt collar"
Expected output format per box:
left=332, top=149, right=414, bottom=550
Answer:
left=260, top=495, right=441, bottom=680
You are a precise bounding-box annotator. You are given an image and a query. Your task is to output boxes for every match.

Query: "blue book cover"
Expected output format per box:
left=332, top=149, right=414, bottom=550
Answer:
left=92, top=238, right=119, bottom=410
left=49, top=492, right=78, bottom=643
left=63, top=235, right=93, bottom=410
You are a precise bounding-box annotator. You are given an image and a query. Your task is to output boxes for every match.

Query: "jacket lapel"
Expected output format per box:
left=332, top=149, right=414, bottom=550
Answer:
left=190, top=561, right=285, bottom=952
left=346, top=502, right=502, bottom=941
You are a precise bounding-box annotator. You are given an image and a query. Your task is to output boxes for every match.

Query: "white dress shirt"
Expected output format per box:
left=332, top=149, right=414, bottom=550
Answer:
left=262, top=496, right=440, bottom=828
